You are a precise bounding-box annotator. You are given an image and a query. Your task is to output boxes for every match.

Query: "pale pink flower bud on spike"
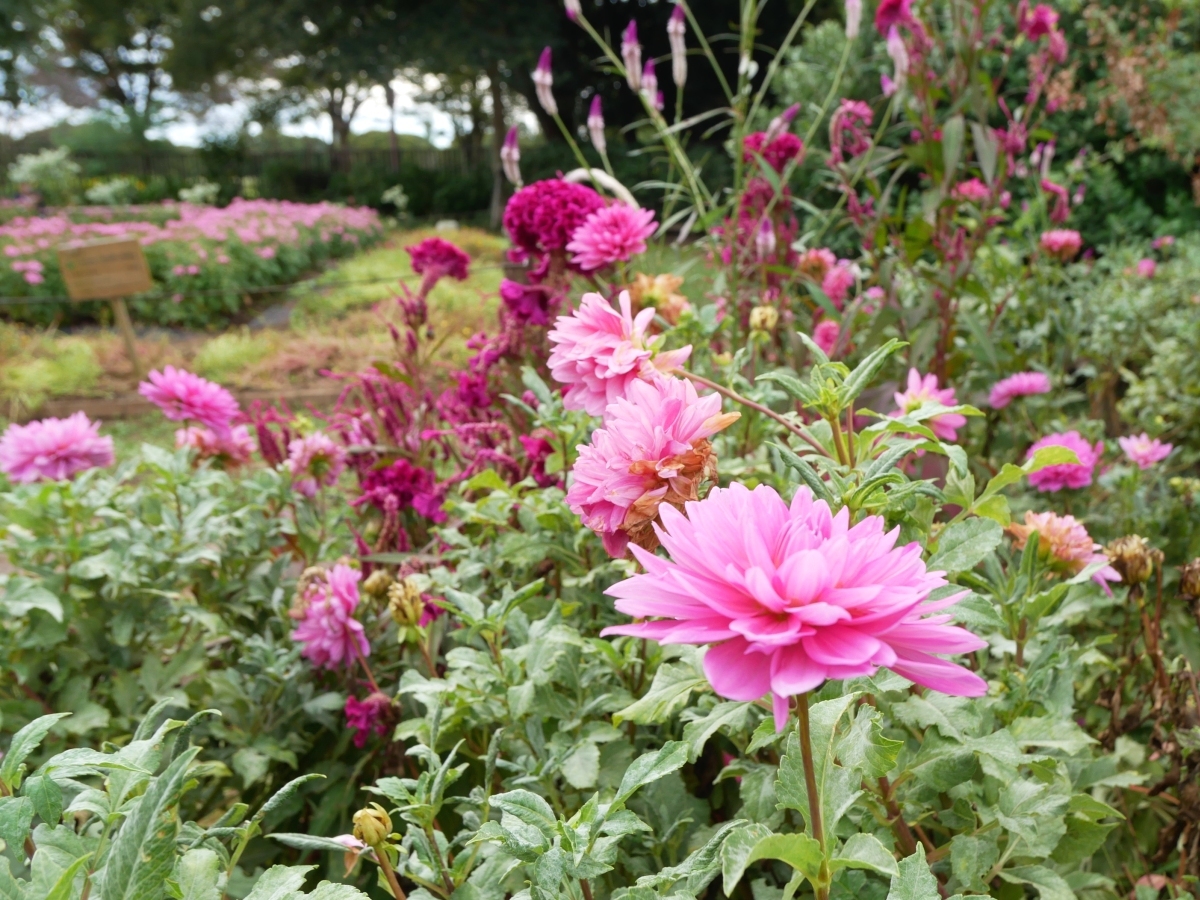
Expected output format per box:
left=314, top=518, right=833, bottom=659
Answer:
left=501, top=126, right=522, bottom=187
left=588, top=96, right=607, bottom=156
left=886, top=27, right=909, bottom=88
left=763, top=102, right=801, bottom=145
left=668, top=5, right=688, bottom=89
left=845, top=0, right=862, bottom=40
left=755, top=217, right=777, bottom=259
left=622, top=21, right=642, bottom=91
left=533, top=47, right=557, bottom=117
left=655, top=90, right=665, bottom=112
left=564, top=0, right=582, bottom=21
left=641, top=59, right=658, bottom=107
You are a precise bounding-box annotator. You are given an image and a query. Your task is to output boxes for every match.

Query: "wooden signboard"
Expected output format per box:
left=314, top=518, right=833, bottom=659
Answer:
left=56, top=237, right=152, bottom=377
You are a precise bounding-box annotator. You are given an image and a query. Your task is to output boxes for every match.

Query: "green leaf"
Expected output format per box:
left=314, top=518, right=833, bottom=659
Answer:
left=23, top=774, right=62, bottom=825
left=169, top=848, right=222, bottom=900
left=243, top=865, right=316, bottom=900
left=100, top=746, right=202, bottom=900
left=886, top=845, right=940, bottom=900
left=720, top=822, right=774, bottom=895
left=950, top=835, right=998, bottom=892
left=839, top=339, right=906, bottom=405
left=613, top=662, right=706, bottom=726
left=681, top=702, right=755, bottom=762
left=759, top=369, right=817, bottom=403
left=745, top=833, right=824, bottom=884
left=770, top=442, right=836, bottom=504
left=0, top=797, right=33, bottom=863
left=0, top=858, right=25, bottom=900
left=492, top=790, right=558, bottom=842
left=941, top=115, right=965, bottom=190
left=1, top=578, right=64, bottom=622
left=928, top=519, right=1003, bottom=574
left=776, top=695, right=861, bottom=835
left=615, top=742, right=688, bottom=805
left=560, top=742, right=600, bottom=790
left=45, top=851, right=92, bottom=900
left=838, top=706, right=902, bottom=779
left=1, top=713, right=70, bottom=790
left=831, top=833, right=899, bottom=877
left=1000, top=866, right=1076, bottom=900
left=971, top=122, right=999, bottom=184
left=305, top=885, right=371, bottom=899
left=269, top=833, right=368, bottom=854
left=251, top=773, right=324, bottom=831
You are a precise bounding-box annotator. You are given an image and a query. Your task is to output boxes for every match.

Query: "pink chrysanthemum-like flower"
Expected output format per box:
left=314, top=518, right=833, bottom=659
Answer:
left=1136, top=258, right=1157, bottom=278
left=742, top=131, right=806, bottom=174
left=0, top=412, right=114, bottom=483
left=1008, top=510, right=1120, bottom=592
left=344, top=692, right=392, bottom=748
left=566, top=204, right=657, bottom=271
left=952, top=178, right=991, bottom=203
left=1118, top=433, right=1173, bottom=470
left=602, top=483, right=988, bottom=730
left=821, top=261, right=856, bottom=308
left=567, top=377, right=739, bottom=558
left=503, top=178, right=605, bottom=261
left=290, top=564, right=369, bottom=670
left=175, top=424, right=255, bottom=467
left=1026, top=431, right=1102, bottom=491
left=988, top=371, right=1052, bottom=408
left=1040, top=229, right=1082, bottom=261
left=813, top=319, right=841, bottom=356
left=892, top=369, right=967, bottom=442
left=286, top=432, right=348, bottom=497
left=406, top=237, right=470, bottom=281
left=139, top=366, right=240, bottom=436
left=548, top=291, right=693, bottom=416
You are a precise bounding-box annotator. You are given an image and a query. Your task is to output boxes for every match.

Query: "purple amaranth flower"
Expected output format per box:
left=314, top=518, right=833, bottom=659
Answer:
left=534, top=47, right=557, bottom=117
left=668, top=5, right=687, bottom=88
left=587, top=96, right=606, bottom=155
left=501, top=127, right=522, bottom=187
left=564, top=0, right=582, bottom=21
left=622, top=21, right=642, bottom=91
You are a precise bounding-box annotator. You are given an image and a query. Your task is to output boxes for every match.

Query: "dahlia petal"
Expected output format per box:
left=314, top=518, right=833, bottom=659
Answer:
left=703, top=638, right=772, bottom=702
left=772, top=693, right=792, bottom=732
left=769, top=644, right=828, bottom=697
left=889, top=650, right=988, bottom=697
left=802, top=625, right=884, bottom=666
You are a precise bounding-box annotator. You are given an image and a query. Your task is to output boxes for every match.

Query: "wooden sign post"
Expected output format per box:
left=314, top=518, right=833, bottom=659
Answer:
left=57, top=237, right=154, bottom=378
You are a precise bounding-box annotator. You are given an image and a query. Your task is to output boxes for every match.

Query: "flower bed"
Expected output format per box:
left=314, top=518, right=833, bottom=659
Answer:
left=0, top=198, right=383, bottom=328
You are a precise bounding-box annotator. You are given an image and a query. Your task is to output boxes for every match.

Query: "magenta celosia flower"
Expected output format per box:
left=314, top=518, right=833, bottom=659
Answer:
left=1040, top=229, right=1082, bottom=261
left=891, top=369, right=967, bottom=442
left=602, top=483, right=988, bottom=729
left=1136, top=258, right=1157, bottom=278
left=175, top=424, right=255, bottom=467
left=286, top=432, right=348, bottom=497
left=813, top=319, right=841, bottom=356
left=1017, top=0, right=1059, bottom=39
left=875, top=0, right=915, bottom=33
left=742, top=131, right=805, bottom=174
left=291, top=564, right=369, bottom=669
left=828, top=100, right=873, bottom=164
left=567, top=376, right=739, bottom=557
left=1118, top=433, right=1173, bottom=470
left=500, top=278, right=559, bottom=326
left=0, top=412, right=114, bottom=483
left=352, top=458, right=446, bottom=522
left=1008, top=510, right=1120, bottom=592
left=1026, top=431, right=1102, bottom=491
left=344, top=692, right=392, bottom=748
left=566, top=204, right=657, bottom=271
left=548, top=291, right=693, bottom=416
left=988, top=371, right=1052, bottom=408
left=821, top=261, right=856, bottom=307
left=668, top=5, right=687, bottom=87
left=952, top=178, right=991, bottom=203
left=503, top=179, right=605, bottom=264
left=139, top=366, right=240, bottom=436
left=406, top=237, right=470, bottom=281
left=886, top=27, right=910, bottom=87
left=1041, top=179, right=1070, bottom=223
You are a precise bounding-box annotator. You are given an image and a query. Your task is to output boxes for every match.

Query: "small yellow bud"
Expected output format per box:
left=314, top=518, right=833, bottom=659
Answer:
left=352, top=803, right=392, bottom=847
left=1179, top=559, right=1200, bottom=601
left=363, top=569, right=394, bottom=598
left=1105, top=535, right=1160, bottom=587
left=387, top=577, right=425, bottom=627
left=749, top=305, right=779, bottom=333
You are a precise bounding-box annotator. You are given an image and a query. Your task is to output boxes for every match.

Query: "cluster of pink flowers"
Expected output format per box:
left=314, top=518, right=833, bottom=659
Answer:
left=352, top=458, right=446, bottom=523
left=892, top=369, right=967, bottom=442
left=548, top=291, right=692, bottom=416
left=602, top=483, right=988, bottom=730
left=989, top=371, right=1051, bottom=408
left=567, top=376, right=739, bottom=557
left=286, top=432, right=348, bottom=497
left=175, top=424, right=255, bottom=468
left=828, top=100, right=873, bottom=165
left=0, top=412, right=114, bottom=483
left=503, top=178, right=605, bottom=275
left=952, top=179, right=991, bottom=203
left=344, top=693, right=392, bottom=748
left=1040, top=229, right=1082, bottom=261
left=742, top=130, right=805, bottom=174
left=1026, top=431, right=1102, bottom=491
left=1118, top=433, right=1172, bottom=470
left=290, top=564, right=370, bottom=669
left=566, top=204, right=657, bottom=272
left=140, top=366, right=240, bottom=436
left=1007, top=511, right=1120, bottom=591
left=9, top=258, right=45, bottom=284
left=1016, top=0, right=1067, bottom=62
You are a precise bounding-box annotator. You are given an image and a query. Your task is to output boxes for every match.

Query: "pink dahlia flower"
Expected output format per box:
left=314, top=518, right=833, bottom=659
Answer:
left=892, top=369, right=967, bottom=442
left=344, top=692, right=392, bottom=748
left=566, top=376, right=739, bottom=557
left=0, top=412, right=114, bottom=483
left=1040, top=229, right=1082, bottom=261
left=742, top=131, right=806, bottom=174
left=547, top=290, right=693, bottom=416
left=821, top=261, right=856, bottom=308
left=139, top=366, right=240, bottom=436
left=988, top=371, right=1052, bottom=408
left=812, top=319, right=841, bottom=356
left=602, top=483, right=988, bottom=729
left=406, top=237, right=470, bottom=281
left=175, top=424, right=255, bottom=467
left=291, top=564, right=369, bottom=670
left=566, top=204, right=657, bottom=271
left=1118, top=432, right=1173, bottom=470
left=1008, top=510, right=1120, bottom=592
left=1026, top=431, right=1101, bottom=491
left=286, top=432, right=348, bottom=497
left=1136, top=258, right=1157, bottom=279
left=952, top=178, right=991, bottom=203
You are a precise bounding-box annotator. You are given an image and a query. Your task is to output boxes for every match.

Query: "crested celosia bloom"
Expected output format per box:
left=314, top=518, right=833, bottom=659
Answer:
left=1118, top=433, right=1173, bottom=470
left=952, top=178, right=991, bottom=203
left=500, top=278, right=558, bottom=326
left=406, top=237, right=469, bottom=282
left=566, top=204, right=657, bottom=271
left=547, top=291, right=692, bottom=416
left=139, top=366, right=240, bottom=436
left=828, top=100, right=873, bottom=164
left=344, top=692, right=392, bottom=748
left=353, top=458, right=446, bottom=522
left=1007, top=510, right=1120, bottom=591
left=988, top=371, right=1052, bottom=408
left=503, top=179, right=605, bottom=265
left=1040, top=229, right=1082, bottom=261
left=821, top=261, right=856, bottom=307
left=175, top=424, right=255, bottom=467
left=1026, top=431, right=1102, bottom=491
left=0, top=412, right=114, bottom=483
left=291, top=564, right=369, bottom=669
left=875, top=0, right=915, bottom=33
left=640, top=59, right=658, bottom=107
left=286, top=432, right=348, bottom=497
left=1017, top=0, right=1059, bottom=39
left=567, top=377, right=739, bottom=557
left=742, top=131, right=805, bottom=174
left=892, top=369, right=967, bottom=441
left=602, top=483, right=988, bottom=729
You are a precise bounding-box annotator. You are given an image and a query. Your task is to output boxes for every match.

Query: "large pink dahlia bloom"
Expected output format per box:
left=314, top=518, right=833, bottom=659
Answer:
left=286, top=432, right=348, bottom=497
left=567, top=377, right=739, bottom=557
left=0, top=412, right=114, bottom=483
left=892, top=369, right=967, bottom=442
left=290, top=564, right=369, bottom=670
left=139, top=366, right=240, bottom=436
left=602, top=483, right=988, bottom=730
left=1026, top=431, right=1101, bottom=491
left=567, top=204, right=657, bottom=271
left=548, top=291, right=692, bottom=416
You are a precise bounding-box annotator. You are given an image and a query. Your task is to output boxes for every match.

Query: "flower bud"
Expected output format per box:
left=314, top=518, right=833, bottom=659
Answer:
left=352, top=803, right=392, bottom=847
left=564, top=0, right=582, bottom=21
left=622, top=21, right=642, bottom=91
left=388, top=576, right=426, bottom=627
left=533, top=47, right=557, bottom=116
left=1180, top=559, right=1200, bottom=601
left=501, top=127, right=522, bottom=187
left=587, top=96, right=606, bottom=156
left=754, top=217, right=776, bottom=260
left=749, top=305, right=779, bottom=333
left=845, top=0, right=862, bottom=40
left=362, top=569, right=393, bottom=599
left=668, top=5, right=687, bottom=88
left=640, top=59, right=658, bottom=108
left=764, top=102, right=801, bottom=145
left=1105, top=535, right=1158, bottom=586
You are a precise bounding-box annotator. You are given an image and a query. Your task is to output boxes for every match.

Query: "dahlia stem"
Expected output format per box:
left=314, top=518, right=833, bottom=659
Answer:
left=681, top=371, right=831, bottom=458
left=373, top=846, right=408, bottom=900
left=796, top=693, right=829, bottom=900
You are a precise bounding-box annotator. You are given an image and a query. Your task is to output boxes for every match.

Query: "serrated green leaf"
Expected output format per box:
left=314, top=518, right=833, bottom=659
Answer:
left=23, top=774, right=62, bottom=825
left=831, top=833, right=899, bottom=877
left=560, top=742, right=600, bottom=790
left=886, top=845, right=940, bottom=900
left=1, top=713, right=70, bottom=790
left=243, top=865, right=316, bottom=900
left=613, top=663, right=706, bottom=726
left=170, top=848, right=221, bottom=900
left=746, top=832, right=824, bottom=884
left=950, top=835, right=998, bottom=893
left=928, top=518, right=1003, bottom=574
left=615, top=742, right=688, bottom=805
left=720, top=823, right=774, bottom=895
left=44, top=851, right=92, bottom=900
left=492, top=790, right=558, bottom=842
left=1000, top=865, right=1076, bottom=900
